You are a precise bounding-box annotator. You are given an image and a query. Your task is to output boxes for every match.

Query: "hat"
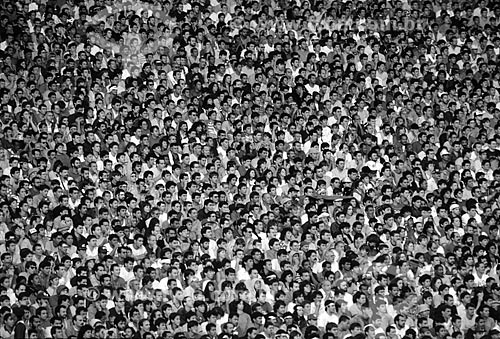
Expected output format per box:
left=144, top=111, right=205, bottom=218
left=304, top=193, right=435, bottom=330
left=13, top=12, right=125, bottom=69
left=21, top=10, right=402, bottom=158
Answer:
left=90, top=319, right=102, bottom=327
left=252, top=311, right=264, bottom=320
left=440, top=148, right=450, bottom=156
left=28, top=168, right=40, bottom=178
left=281, top=197, right=292, bottom=204
left=417, top=304, right=430, bottom=314
left=264, top=275, right=278, bottom=284
left=449, top=204, right=460, bottom=211
left=78, top=244, right=87, bottom=251
left=363, top=273, right=373, bottom=280
left=318, top=212, right=330, bottom=218
left=266, top=313, right=277, bottom=320
left=28, top=228, right=38, bottom=235
left=325, top=300, right=335, bottom=307
left=283, top=312, right=293, bottom=319
left=37, top=292, right=49, bottom=300
left=308, top=314, right=318, bottom=320
left=56, top=286, right=68, bottom=295
left=361, top=166, right=376, bottom=174
left=5, top=232, right=15, bottom=241
left=76, top=277, right=90, bottom=287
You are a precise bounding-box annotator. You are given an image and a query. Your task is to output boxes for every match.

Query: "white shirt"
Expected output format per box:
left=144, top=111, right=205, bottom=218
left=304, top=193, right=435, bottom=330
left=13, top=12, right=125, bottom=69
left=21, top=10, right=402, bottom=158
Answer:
left=119, top=267, right=135, bottom=283
left=155, top=277, right=182, bottom=294
left=236, top=267, right=250, bottom=282
left=473, top=271, right=490, bottom=287
left=208, top=239, right=217, bottom=259
left=86, top=246, right=99, bottom=260
left=129, top=244, right=147, bottom=259
left=317, top=312, right=339, bottom=328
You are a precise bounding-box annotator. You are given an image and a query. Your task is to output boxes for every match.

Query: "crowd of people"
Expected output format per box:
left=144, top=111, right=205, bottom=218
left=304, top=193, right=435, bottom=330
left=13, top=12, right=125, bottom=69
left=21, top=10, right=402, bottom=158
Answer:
left=1, top=0, right=500, bottom=338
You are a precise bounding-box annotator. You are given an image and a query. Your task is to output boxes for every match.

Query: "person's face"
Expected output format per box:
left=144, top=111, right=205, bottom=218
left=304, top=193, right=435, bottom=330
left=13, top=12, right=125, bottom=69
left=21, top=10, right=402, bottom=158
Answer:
left=75, top=315, right=84, bottom=327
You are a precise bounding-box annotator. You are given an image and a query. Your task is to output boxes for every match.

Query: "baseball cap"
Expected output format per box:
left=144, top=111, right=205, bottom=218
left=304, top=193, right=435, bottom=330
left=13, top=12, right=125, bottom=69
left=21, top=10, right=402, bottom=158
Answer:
left=365, top=325, right=375, bottom=331
left=266, top=313, right=277, bottom=321
left=5, top=232, right=15, bottom=241
left=251, top=312, right=264, bottom=320
left=440, top=148, right=450, bottom=156
left=417, top=304, right=430, bottom=314
left=90, top=319, right=102, bottom=327
left=37, top=292, right=49, bottom=300
left=76, top=277, right=90, bottom=287
left=361, top=166, right=376, bottom=174
left=325, top=300, right=335, bottom=307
